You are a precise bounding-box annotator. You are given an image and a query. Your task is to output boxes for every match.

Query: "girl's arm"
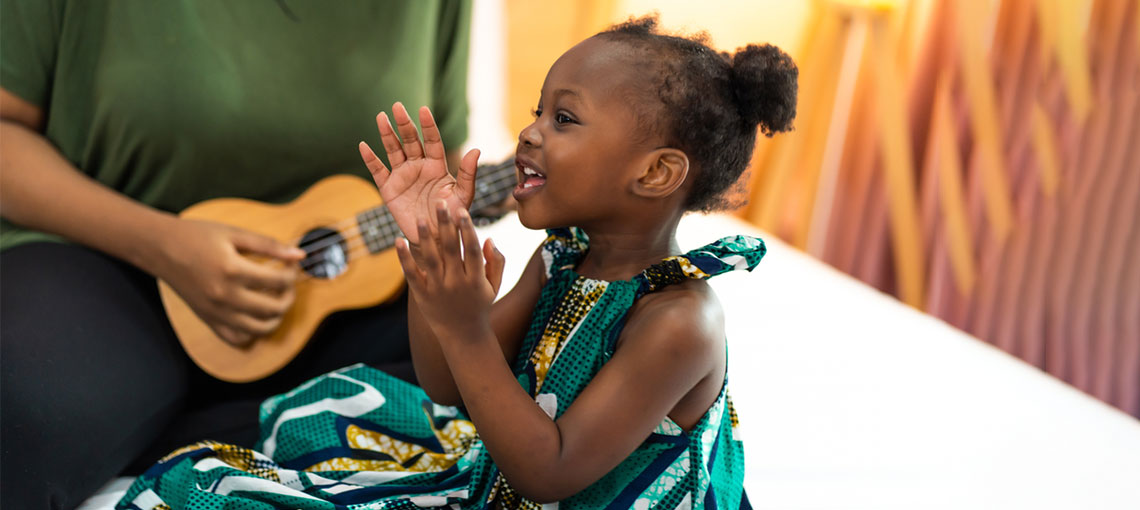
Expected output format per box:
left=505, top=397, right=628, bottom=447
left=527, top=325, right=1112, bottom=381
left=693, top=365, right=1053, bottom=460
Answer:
left=359, top=103, right=545, bottom=404
left=401, top=207, right=724, bottom=503
left=407, top=244, right=546, bottom=405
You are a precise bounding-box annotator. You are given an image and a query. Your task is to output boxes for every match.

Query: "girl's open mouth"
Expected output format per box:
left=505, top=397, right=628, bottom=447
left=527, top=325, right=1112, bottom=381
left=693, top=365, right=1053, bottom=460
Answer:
left=514, top=163, right=546, bottom=199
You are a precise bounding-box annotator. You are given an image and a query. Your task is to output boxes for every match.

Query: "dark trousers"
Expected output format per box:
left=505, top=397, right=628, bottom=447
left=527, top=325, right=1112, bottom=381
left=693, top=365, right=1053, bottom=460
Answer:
left=1, top=242, right=415, bottom=510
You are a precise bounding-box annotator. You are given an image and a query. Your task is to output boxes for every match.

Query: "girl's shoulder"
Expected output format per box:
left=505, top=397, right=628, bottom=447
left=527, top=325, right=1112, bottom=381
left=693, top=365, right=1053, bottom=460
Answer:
left=620, top=278, right=725, bottom=351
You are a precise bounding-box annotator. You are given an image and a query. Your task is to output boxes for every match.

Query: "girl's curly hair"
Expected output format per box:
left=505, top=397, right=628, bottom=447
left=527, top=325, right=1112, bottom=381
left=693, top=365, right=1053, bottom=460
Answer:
left=599, top=15, right=798, bottom=212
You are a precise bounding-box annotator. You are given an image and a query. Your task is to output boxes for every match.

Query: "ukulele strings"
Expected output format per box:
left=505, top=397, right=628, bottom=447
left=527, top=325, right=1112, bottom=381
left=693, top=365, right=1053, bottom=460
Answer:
left=290, top=163, right=519, bottom=278
left=290, top=161, right=518, bottom=251
left=292, top=168, right=519, bottom=260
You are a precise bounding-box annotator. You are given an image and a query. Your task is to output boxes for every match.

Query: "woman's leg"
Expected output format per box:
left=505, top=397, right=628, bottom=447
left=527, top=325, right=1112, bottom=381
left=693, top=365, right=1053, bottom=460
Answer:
left=0, top=242, right=193, bottom=510
left=128, top=290, right=416, bottom=471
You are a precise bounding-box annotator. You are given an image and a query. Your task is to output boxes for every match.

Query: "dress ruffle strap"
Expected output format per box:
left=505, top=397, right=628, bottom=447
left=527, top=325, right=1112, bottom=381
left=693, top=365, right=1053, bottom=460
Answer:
left=635, top=235, right=766, bottom=296
left=539, top=227, right=766, bottom=295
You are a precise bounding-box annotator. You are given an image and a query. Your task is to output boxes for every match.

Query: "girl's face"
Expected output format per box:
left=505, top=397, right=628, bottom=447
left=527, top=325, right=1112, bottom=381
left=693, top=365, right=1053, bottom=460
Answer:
left=513, top=37, right=658, bottom=231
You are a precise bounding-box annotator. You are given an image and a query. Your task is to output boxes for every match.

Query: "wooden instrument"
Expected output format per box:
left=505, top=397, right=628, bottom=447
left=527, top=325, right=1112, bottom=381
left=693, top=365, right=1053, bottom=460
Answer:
left=159, top=161, right=517, bottom=382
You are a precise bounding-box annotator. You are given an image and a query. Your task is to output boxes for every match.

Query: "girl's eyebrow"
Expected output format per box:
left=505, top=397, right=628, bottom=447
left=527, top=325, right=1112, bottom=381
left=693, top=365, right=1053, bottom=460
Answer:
left=551, top=88, right=584, bottom=104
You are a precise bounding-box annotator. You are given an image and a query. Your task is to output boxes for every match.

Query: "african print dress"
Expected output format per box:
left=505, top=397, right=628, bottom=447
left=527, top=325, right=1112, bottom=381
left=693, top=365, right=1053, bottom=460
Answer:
left=117, top=228, right=765, bottom=510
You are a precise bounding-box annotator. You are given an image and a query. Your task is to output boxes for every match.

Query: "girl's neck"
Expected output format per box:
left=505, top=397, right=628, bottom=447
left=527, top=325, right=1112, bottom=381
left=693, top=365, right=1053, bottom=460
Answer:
left=574, top=215, right=682, bottom=282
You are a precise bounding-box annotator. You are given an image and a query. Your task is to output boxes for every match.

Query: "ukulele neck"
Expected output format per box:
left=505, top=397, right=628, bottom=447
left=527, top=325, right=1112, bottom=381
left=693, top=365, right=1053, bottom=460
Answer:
left=354, top=158, right=517, bottom=254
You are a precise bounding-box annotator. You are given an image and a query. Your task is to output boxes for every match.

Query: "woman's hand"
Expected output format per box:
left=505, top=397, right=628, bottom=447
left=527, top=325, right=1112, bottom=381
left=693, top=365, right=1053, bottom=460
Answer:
left=395, top=202, right=505, bottom=339
left=359, top=103, right=481, bottom=244
left=154, top=219, right=305, bottom=347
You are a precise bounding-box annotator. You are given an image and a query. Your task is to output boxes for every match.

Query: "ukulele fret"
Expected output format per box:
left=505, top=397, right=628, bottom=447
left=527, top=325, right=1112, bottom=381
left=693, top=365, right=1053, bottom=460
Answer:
left=357, top=208, right=398, bottom=255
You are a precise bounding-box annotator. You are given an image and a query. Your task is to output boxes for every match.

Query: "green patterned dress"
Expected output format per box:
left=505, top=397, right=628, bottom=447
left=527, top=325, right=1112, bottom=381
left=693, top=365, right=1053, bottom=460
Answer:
left=117, top=228, right=765, bottom=510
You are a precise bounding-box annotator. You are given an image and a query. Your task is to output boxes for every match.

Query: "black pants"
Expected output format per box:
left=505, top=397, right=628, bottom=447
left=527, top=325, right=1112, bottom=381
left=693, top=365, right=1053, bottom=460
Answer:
left=1, top=242, right=415, bottom=510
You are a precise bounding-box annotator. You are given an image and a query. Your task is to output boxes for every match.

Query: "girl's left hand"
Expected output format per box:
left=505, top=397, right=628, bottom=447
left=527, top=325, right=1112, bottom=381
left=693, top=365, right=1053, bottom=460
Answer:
left=359, top=103, right=480, bottom=244
left=396, top=202, right=506, bottom=338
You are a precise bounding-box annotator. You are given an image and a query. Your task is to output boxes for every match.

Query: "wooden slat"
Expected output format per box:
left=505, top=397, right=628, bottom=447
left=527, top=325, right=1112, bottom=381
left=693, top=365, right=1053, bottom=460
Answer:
left=1084, top=0, right=1137, bottom=403
left=806, top=13, right=870, bottom=255
left=1114, top=97, right=1140, bottom=415
left=1093, top=97, right=1139, bottom=404
left=828, top=66, right=881, bottom=274
left=955, top=0, right=1015, bottom=242
left=740, top=0, right=826, bottom=224
left=977, top=0, right=1041, bottom=346
left=1034, top=0, right=1060, bottom=69
left=790, top=11, right=855, bottom=249
left=870, top=14, right=925, bottom=307
left=930, top=72, right=977, bottom=295
left=1046, top=0, right=1126, bottom=392
left=1054, top=0, right=1095, bottom=123
left=1022, top=67, right=1067, bottom=369
left=1029, top=102, right=1062, bottom=195
left=748, top=1, right=841, bottom=232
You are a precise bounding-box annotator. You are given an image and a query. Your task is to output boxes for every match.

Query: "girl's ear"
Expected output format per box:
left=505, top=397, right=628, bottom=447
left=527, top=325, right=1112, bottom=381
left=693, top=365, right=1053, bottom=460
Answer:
left=632, top=148, right=689, bottom=199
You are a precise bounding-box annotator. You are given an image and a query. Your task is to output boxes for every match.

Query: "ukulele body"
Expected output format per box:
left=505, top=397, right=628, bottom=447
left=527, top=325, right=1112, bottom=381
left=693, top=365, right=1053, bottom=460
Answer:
left=158, top=174, right=404, bottom=383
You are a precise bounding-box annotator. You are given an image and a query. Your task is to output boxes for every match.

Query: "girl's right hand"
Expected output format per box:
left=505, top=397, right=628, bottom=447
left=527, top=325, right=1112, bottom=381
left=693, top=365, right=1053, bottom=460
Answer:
left=154, top=219, right=306, bottom=347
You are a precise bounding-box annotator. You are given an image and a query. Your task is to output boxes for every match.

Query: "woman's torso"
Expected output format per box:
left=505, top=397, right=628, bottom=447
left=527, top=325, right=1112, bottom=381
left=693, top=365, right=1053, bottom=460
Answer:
left=0, top=0, right=470, bottom=249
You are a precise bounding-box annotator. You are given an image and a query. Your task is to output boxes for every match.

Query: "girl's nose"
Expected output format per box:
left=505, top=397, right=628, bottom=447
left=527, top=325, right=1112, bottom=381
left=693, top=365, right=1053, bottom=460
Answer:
left=518, top=121, right=542, bottom=147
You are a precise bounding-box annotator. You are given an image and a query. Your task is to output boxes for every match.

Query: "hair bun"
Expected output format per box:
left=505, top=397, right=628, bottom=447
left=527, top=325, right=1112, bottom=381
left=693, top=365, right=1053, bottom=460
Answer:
left=730, top=44, right=798, bottom=136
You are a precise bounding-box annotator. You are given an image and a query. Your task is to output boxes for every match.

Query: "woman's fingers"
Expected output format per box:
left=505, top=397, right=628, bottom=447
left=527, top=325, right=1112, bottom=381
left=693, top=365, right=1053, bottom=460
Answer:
left=359, top=141, right=390, bottom=189
left=392, top=102, right=425, bottom=161
left=457, top=208, right=483, bottom=277
left=231, top=286, right=294, bottom=319
left=225, top=311, right=285, bottom=338
left=232, top=256, right=297, bottom=293
left=231, top=229, right=306, bottom=261
left=210, top=300, right=287, bottom=346
left=375, top=111, right=406, bottom=168
left=214, top=323, right=253, bottom=348
left=418, top=106, right=446, bottom=161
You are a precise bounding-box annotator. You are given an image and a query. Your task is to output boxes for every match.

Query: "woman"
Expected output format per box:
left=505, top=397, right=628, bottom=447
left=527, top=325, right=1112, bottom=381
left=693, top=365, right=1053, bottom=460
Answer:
left=0, top=2, right=471, bottom=508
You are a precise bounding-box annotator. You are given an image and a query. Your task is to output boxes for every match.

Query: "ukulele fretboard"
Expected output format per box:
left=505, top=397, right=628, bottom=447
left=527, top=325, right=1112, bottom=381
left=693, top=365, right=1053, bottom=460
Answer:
left=354, top=158, right=517, bottom=254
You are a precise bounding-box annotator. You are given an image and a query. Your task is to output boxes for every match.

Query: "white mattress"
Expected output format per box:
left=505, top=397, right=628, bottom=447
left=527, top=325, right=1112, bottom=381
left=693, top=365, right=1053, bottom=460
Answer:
left=80, top=213, right=1140, bottom=509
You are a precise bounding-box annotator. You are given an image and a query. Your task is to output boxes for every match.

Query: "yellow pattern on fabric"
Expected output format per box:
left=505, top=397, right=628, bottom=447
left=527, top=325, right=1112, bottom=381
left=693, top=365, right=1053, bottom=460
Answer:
left=307, top=419, right=476, bottom=473
left=489, top=278, right=607, bottom=506
left=728, top=397, right=740, bottom=429
left=159, top=441, right=281, bottom=483
left=665, top=256, right=711, bottom=280
left=528, top=278, right=607, bottom=392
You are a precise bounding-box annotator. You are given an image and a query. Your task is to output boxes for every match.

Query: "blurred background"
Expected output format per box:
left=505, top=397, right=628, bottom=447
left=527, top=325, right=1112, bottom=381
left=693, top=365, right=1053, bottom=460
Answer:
left=465, top=0, right=1140, bottom=419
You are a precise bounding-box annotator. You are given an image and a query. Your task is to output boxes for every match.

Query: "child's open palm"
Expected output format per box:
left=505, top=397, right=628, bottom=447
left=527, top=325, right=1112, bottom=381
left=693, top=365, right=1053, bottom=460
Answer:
left=358, top=103, right=481, bottom=244
left=395, top=202, right=506, bottom=337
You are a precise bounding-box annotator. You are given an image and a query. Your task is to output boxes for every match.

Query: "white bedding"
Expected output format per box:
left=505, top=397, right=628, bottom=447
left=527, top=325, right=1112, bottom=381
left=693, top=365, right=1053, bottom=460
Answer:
left=80, top=213, right=1140, bottom=509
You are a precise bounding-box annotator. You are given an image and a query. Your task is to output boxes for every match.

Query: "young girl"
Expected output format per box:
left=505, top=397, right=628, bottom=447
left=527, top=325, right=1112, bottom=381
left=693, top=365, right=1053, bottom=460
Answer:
left=117, top=16, right=796, bottom=510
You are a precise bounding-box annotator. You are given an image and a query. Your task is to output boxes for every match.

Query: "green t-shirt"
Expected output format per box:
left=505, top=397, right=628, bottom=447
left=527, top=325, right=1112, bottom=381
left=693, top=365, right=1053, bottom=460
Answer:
left=0, top=0, right=471, bottom=250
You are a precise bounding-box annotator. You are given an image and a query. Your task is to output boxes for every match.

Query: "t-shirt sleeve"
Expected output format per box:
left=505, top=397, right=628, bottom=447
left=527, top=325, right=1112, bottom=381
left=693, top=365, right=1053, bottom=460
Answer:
left=432, top=0, right=472, bottom=152
left=0, top=0, right=66, bottom=108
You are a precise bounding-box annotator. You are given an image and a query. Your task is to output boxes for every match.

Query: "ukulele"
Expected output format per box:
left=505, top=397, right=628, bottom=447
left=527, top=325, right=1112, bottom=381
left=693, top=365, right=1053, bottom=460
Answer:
left=159, top=160, right=517, bottom=383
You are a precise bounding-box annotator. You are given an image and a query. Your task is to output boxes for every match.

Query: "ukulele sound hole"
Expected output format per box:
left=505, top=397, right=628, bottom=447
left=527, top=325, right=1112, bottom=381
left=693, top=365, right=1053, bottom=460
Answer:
left=300, top=227, right=349, bottom=279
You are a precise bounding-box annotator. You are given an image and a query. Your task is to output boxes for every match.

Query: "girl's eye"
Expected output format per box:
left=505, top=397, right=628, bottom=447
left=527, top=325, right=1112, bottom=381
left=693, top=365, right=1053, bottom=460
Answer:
left=531, top=107, right=542, bottom=118
left=555, top=113, right=573, bottom=125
